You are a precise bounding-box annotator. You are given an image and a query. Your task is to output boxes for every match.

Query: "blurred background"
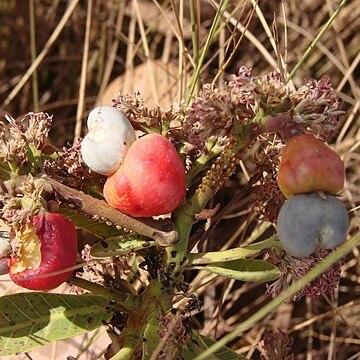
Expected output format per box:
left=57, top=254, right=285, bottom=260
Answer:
left=1, top=0, right=360, bottom=359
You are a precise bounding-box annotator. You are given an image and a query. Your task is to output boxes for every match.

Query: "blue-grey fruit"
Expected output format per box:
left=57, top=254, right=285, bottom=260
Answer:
left=277, top=193, right=349, bottom=257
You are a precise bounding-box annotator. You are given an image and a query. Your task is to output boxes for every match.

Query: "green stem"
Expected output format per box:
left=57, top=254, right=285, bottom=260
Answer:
left=287, top=0, right=348, bottom=82
left=8, top=162, right=19, bottom=176
left=194, top=231, right=360, bottom=360
left=110, top=336, right=137, bottom=360
left=27, top=143, right=43, bottom=171
left=167, top=124, right=254, bottom=274
left=189, top=0, right=200, bottom=96
left=185, top=142, right=223, bottom=187
left=187, top=0, right=230, bottom=103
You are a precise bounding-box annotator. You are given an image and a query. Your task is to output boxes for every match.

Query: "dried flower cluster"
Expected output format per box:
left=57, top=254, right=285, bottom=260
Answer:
left=183, top=67, right=264, bottom=152
left=259, top=329, right=294, bottom=360
left=0, top=175, right=46, bottom=227
left=266, top=248, right=342, bottom=301
left=291, top=76, right=343, bottom=141
left=23, top=112, right=53, bottom=150
left=0, top=112, right=52, bottom=167
left=44, top=139, right=104, bottom=190
left=182, top=68, right=342, bottom=152
left=113, top=90, right=181, bottom=136
left=157, top=312, right=189, bottom=359
left=251, top=143, right=285, bottom=222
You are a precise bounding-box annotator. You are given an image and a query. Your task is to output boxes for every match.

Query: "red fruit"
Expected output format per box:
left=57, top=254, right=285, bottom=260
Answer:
left=103, top=133, right=186, bottom=217
left=9, top=213, right=78, bottom=290
left=277, top=134, right=345, bottom=198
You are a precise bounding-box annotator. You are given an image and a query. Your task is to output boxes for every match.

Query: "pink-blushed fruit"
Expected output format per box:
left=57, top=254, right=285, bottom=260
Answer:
left=81, top=106, right=136, bottom=175
left=103, top=133, right=186, bottom=217
left=9, top=213, right=78, bottom=290
left=277, top=134, right=345, bottom=198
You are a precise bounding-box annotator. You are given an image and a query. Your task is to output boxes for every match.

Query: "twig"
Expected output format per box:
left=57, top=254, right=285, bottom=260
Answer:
left=29, top=0, right=39, bottom=112
left=97, top=2, right=126, bottom=100
left=187, top=0, right=230, bottom=102
left=287, top=0, right=348, bottom=82
left=2, top=0, right=80, bottom=108
left=45, top=177, right=178, bottom=246
left=74, top=0, right=93, bottom=140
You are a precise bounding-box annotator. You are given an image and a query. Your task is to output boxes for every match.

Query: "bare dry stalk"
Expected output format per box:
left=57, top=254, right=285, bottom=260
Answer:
left=2, top=0, right=81, bottom=108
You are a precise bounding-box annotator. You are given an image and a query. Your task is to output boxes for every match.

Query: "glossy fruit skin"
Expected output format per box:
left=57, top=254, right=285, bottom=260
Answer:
left=104, top=133, right=186, bottom=217
left=9, top=213, right=78, bottom=290
left=277, top=134, right=345, bottom=198
left=81, top=106, right=136, bottom=175
left=277, top=193, right=349, bottom=257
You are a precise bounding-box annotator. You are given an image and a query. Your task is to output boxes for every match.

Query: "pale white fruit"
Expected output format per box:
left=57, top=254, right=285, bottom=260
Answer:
left=0, top=231, right=11, bottom=258
left=81, top=106, right=136, bottom=175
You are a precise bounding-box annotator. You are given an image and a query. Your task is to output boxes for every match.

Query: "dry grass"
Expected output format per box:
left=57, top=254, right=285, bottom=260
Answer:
left=0, top=0, right=360, bottom=359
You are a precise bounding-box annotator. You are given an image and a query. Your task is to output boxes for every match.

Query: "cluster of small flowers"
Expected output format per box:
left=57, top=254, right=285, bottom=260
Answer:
left=0, top=112, right=52, bottom=166
left=259, top=329, right=294, bottom=360
left=183, top=67, right=258, bottom=150
left=265, top=248, right=342, bottom=301
left=113, top=90, right=182, bottom=136
left=250, top=145, right=285, bottom=222
left=291, top=76, right=343, bottom=141
left=44, top=139, right=104, bottom=189
left=0, top=175, right=45, bottom=227
left=157, top=312, right=189, bottom=359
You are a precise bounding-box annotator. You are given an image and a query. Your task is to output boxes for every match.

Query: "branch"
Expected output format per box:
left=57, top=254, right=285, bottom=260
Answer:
left=45, top=177, right=178, bottom=246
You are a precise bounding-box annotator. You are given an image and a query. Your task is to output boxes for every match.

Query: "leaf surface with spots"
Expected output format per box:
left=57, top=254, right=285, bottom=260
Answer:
left=0, top=292, right=113, bottom=355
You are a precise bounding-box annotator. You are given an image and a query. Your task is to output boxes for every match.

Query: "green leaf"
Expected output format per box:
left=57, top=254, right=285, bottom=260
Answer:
left=193, top=231, right=360, bottom=360
left=188, top=259, right=281, bottom=282
left=188, top=237, right=280, bottom=265
left=58, top=208, right=123, bottom=239
left=201, top=335, right=247, bottom=360
left=0, top=293, right=113, bottom=356
left=142, top=310, right=162, bottom=360
left=182, top=332, right=246, bottom=360
left=243, top=236, right=281, bottom=251
left=91, top=235, right=155, bottom=258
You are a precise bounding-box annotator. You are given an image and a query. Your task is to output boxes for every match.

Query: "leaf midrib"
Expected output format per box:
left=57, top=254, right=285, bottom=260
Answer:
left=0, top=301, right=108, bottom=335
